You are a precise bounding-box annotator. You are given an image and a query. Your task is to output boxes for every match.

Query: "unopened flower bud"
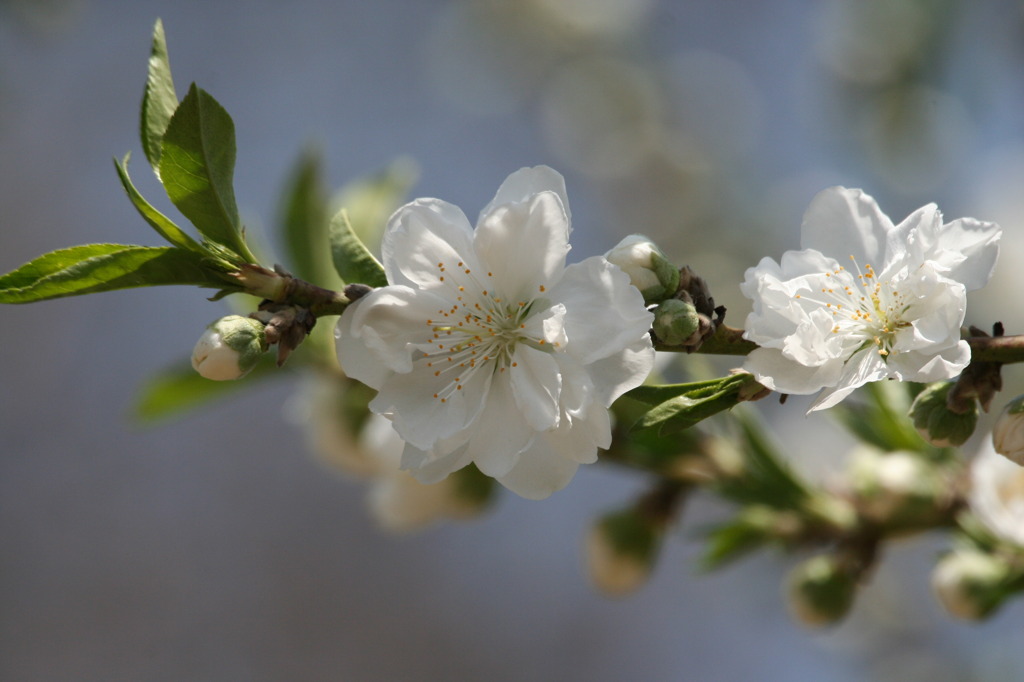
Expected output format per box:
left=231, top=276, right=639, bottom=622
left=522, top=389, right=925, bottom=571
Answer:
left=586, top=508, right=662, bottom=597
left=605, top=235, right=679, bottom=304
left=909, top=382, right=978, bottom=447
left=786, top=555, right=856, bottom=627
left=993, top=395, right=1024, bottom=465
left=652, top=299, right=702, bottom=347
left=848, top=447, right=946, bottom=525
left=191, top=315, right=268, bottom=381
left=931, top=550, right=1011, bottom=620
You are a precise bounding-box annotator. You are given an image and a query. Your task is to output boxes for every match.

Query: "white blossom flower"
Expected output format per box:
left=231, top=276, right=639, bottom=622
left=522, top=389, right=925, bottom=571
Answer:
left=969, top=442, right=1024, bottom=547
left=741, top=187, right=1000, bottom=411
left=335, top=166, right=655, bottom=499
left=358, top=414, right=485, bottom=532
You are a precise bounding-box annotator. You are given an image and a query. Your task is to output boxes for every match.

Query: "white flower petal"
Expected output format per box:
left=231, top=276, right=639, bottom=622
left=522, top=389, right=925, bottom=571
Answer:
left=553, top=256, right=654, bottom=365
left=337, top=286, right=452, bottom=381
left=474, top=191, right=570, bottom=301
left=586, top=336, right=657, bottom=406
left=800, top=187, right=894, bottom=266
left=496, top=434, right=582, bottom=500
left=371, top=357, right=492, bottom=450
left=403, top=441, right=472, bottom=485
left=479, top=165, right=571, bottom=229
left=510, top=345, right=562, bottom=431
left=743, top=346, right=843, bottom=396
left=883, top=202, right=941, bottom=277
left=887, top=342, right=971, bottom=383
left=925, top=217, right=1001, bottom=291
left=461, top=374, right=534, bottom=478
left=554, top=354, right=595, bottom=418
left=809, top=347, right=888, bottom=412
left=576, top=401, right=612, bottom=453
left=382, top=198, right=480, bottom=290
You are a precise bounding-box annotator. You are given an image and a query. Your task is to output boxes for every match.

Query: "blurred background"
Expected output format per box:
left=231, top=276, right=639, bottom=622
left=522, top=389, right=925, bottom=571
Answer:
left=3, top=1, right=1024, bottom=679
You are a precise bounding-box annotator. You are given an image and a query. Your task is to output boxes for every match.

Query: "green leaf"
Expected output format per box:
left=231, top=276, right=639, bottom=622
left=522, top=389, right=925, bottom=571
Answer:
left=279, top=149, right=331, bottom=285
left=328, top=208, right=387, bottom=288
left=159, top=83, right=254, bottom=262
left=115, top=154, right=203, bottom=253
left=140, top=18, right=178, bottom=174
left=833, top=381, right=928, bottom=454
left=0, top=244, right=234, bottom=303
left=133, top=355, right=277, bottom=422
left=701, top=519, right=770, bottom=570
left=625, top=374, right=751, bottom=435
left=719, top=410, right=811, bottom=510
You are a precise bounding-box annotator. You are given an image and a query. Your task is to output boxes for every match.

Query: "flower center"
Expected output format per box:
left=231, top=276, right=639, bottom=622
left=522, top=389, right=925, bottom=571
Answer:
left=796, top=256, right=911, bottom=358
left=421, top=260, right=557, bottom=402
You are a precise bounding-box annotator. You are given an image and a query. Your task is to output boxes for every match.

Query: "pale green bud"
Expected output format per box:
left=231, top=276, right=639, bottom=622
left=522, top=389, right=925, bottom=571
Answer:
left=931, top=550, right=1011, bottom=620
left=909, top=382, right=978, bottom=447
left=605, top=234, right=679, bottom=304
left=847, top=447, right=946, bottom=525
left=652, top=299, right=702, bottom=347
left=994, top=395, right=1024, bottom=465
left=786, top=555, right=856, bottom=627
left=586, top=508, right=662, bottom=597
left=191, top=315, right=268, bottom=381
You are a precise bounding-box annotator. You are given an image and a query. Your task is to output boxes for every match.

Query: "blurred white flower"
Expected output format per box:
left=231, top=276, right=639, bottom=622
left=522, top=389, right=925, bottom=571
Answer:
left=741, top=186, right=1000, bottom=411
left=993, top=395, right=1024, bottom=465
left=969, top=442, right=1024, bottom=547
left=337, top=166, right=654, bottom=499
left=289, top=376, right=487, bottom=532
left=359, top=414, right=486, bottom=532
left=586, top=508, right=660, bottom=597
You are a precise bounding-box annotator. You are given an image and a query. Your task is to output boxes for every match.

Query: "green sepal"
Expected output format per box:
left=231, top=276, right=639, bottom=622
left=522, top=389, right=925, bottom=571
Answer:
left=159, top=83, right=255, bottom=262
left=133, top=355, right=278, bottom=422
left=624, top=373, right=752, bottom=435
left=114, top=153, right=203, bottom=254
left=140, top=18, right=178, bottom=174
left=328, top=208, right=387, bottom=288
left=0, top=244, right=235, bottom=303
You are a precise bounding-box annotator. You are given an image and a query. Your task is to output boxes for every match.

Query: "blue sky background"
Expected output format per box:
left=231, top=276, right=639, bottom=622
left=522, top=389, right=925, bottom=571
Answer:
left=2, top=1, right=1024, bottom=679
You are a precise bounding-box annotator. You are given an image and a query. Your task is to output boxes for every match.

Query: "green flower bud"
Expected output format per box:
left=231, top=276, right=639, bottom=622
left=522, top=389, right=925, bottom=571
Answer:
left=994, top=395, right=1024, bottom=465
left=931, top=550, right=1011, bottom=620
left=605, top=234, right=680, bottom=304
left=191, top=315, right=268, bottom=381
left=847, top=446, right=947, bottom=526
left=652, top=299, right=703, bottom=347
left=909, top=382, right=978, bottom=447
left=786, top=555, right=857, bottom=627
left=586, top=508, right=663, bottom=597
